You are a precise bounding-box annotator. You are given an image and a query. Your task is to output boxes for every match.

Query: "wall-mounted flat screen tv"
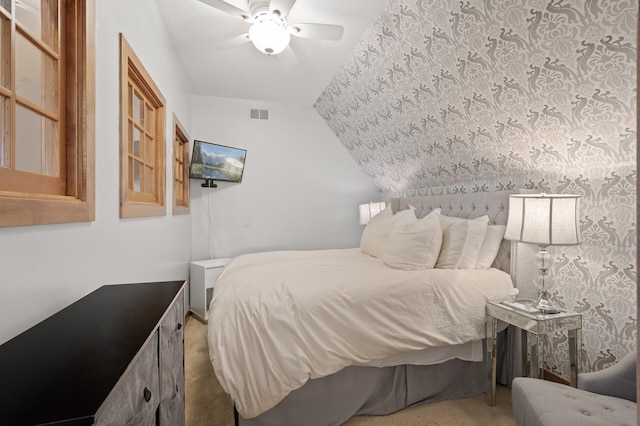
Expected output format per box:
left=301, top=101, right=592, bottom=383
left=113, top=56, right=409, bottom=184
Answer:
left=189, top=140, right=247, bottom=184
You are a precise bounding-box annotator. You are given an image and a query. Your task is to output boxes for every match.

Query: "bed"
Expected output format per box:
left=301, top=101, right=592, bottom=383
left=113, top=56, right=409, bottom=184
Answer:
left=207, top=190, right=523, bottom=426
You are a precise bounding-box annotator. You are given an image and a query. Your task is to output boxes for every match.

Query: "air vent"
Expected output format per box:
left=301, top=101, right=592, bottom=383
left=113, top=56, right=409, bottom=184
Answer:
left=249, top=108, right=269, bottom=120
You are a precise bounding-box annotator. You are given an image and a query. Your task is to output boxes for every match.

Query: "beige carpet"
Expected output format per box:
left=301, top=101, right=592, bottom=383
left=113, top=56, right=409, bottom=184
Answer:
left=185, top=317, right=517, bottom=426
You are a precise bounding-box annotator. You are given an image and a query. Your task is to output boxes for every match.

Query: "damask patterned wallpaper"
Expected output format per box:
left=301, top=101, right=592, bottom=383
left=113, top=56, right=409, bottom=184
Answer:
left=315, top=0, right=637, bottom=374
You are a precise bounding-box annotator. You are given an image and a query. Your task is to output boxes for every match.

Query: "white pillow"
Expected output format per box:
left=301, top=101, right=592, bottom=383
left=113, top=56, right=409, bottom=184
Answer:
left=436, top=215, right=489, bottom=269
left=475, top=225, right=507, bottom=269
left=360, top=206, right=394, bottom=258
left=383, top=208, right=442, bottom=270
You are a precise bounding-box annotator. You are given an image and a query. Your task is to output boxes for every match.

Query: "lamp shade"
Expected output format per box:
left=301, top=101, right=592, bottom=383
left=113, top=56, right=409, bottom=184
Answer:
left=504, top=194, right=582, bottom=245
left=359, top=202, right=386, bottom=225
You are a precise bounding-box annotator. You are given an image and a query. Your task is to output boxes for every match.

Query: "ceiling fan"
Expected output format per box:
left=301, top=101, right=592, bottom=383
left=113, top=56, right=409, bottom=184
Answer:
left=198, top=0, right=345, bottom=55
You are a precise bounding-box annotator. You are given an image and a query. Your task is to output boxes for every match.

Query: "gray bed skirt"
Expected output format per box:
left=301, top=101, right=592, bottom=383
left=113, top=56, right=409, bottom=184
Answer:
left=238, top=355, right=492, bottom=426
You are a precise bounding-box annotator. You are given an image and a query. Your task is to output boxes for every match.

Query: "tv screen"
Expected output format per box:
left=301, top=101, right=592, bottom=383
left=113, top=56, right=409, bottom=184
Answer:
left=189, top=140, right=247, bottom=183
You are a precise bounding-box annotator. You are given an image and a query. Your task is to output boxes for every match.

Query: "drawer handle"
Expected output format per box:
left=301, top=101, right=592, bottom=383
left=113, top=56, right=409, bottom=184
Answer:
left=177, top=323, right=182, bottom=330
left=143, top=387, right=152, bottom=403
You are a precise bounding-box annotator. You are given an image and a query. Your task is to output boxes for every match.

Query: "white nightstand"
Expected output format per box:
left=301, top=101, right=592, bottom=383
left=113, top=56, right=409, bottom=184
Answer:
left=189, top=258, right=232, bottom=323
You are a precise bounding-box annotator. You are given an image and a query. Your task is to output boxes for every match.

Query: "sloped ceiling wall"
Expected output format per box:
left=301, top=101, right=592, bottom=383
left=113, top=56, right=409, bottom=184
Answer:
left=315, top=0, right=636, bottom=373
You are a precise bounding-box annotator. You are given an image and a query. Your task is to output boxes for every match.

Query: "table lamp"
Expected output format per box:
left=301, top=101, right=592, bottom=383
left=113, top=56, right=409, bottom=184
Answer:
left=505, top=193, right=582, bottom=314
left=359, top=202, right=386, bottom=225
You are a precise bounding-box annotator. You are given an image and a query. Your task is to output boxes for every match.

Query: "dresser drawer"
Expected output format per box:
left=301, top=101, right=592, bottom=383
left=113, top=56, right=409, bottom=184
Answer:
left=95, top=332, right=160, bottom=426
left=159, top=290, right=185, bottom=425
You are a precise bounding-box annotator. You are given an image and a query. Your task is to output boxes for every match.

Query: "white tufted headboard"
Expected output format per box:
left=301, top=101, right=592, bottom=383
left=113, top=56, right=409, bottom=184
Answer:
left=389, top=190, right=515, bottom=274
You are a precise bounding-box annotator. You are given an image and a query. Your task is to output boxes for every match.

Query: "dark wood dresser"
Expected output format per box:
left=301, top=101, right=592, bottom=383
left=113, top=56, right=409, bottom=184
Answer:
left=0, top=280, right=186, bottom=426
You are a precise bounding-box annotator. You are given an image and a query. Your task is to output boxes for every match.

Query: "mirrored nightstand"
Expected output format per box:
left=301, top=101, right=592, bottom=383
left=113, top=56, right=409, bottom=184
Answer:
left=486, top=300, right=582, bottom=406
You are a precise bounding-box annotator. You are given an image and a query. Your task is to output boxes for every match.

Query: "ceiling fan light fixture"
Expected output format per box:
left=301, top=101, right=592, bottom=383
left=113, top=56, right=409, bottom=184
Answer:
left=248, top=12, right=290, bottom=55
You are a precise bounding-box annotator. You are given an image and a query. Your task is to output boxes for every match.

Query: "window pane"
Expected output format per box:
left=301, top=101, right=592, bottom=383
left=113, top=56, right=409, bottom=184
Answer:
left=16, top=0, right=59, bottom=52
left=133, top=92, right=142, bottom=124
left=0, top=0, right=10, bottom=14
left=15, top=104, right=58, bottom=176
left=145, top=136, right=153, bottom=162
left=133, top=126, right=141, bottom=158
left=127, top=119, right=133, bottom=153
left=0, top=16, right=9, bottom=89
left=16, top=33, right=59, bottom=112
left=42, top=113, right=58, bottom=175
left=128, top=156, right=132, bottom=188
left=133, top=161, right=140, bottom=192
left=145, top=166, right=152, bottom=193
left=128, top=83, right=133, bottom=113
left=145, top=104, right=153, bottom=132
left=0, top=96, right=9, bottom=168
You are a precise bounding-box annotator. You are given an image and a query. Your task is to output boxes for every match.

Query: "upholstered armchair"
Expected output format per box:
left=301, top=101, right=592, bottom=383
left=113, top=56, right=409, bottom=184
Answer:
left=511, top=351, right=637, bottom=425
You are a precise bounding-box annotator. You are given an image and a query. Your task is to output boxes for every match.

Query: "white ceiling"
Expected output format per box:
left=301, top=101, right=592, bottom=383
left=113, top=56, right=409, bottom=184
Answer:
left=155, top=0, right=388, bottom=106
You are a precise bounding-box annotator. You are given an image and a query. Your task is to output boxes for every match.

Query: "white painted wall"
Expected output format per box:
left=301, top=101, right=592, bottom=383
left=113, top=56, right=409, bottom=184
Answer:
left=0, top=0, right=192, bottom=345
left=0, top=0, right=382, bottom=345
left=190, top=95, right=381, bottom=260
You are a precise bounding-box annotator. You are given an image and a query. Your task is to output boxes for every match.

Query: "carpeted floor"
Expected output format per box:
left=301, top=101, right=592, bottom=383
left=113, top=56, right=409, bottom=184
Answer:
left=185, top=316, right=517, bottom=426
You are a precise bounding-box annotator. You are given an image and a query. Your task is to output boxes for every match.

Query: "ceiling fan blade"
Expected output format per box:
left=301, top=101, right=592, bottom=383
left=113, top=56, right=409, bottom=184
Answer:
left=277, top=45, right=298, bottom=66
left=198, top=0, right=251, bottom=20
left=288, top=23, right=344, bottom=41
left=269, top=0, right=297, bottom=17
left=213, top=33, right=251, bottom=50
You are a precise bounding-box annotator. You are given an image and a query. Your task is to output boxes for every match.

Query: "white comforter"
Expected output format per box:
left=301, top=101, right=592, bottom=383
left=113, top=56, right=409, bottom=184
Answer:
left=207, top=248, right=514, bottom=418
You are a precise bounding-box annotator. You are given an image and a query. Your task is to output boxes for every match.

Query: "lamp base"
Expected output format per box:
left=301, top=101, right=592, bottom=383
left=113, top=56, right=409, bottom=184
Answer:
left=534, top=290, right=562, bottom=314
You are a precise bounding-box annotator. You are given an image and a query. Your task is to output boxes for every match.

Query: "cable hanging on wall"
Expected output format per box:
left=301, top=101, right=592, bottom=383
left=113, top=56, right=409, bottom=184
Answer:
left=208, top=188, right=215, bottom=259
